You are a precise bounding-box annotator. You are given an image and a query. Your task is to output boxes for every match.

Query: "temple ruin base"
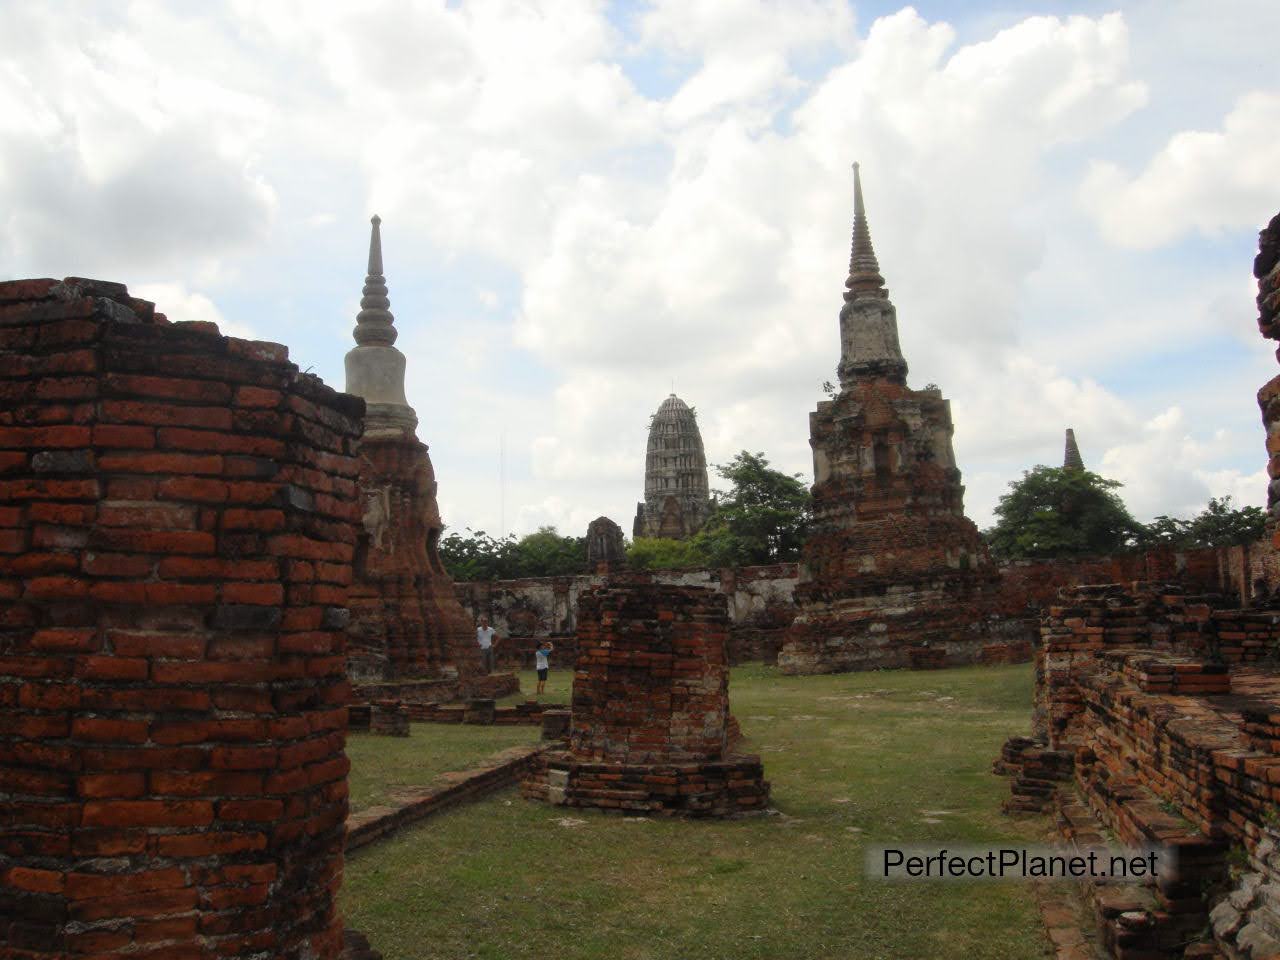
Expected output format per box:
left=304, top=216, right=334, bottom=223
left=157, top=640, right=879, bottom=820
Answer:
left=521, top=753, right=769, bottom=817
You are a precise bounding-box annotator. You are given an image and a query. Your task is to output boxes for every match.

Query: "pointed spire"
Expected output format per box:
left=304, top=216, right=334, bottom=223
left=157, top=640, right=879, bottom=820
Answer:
left=353, top=214, right=397, bottom=347
left=1063, top=428, right=1084, bottom=471
left=345, top=215, right=416, bottom=434
left=844, top=162, right=886, bottom=301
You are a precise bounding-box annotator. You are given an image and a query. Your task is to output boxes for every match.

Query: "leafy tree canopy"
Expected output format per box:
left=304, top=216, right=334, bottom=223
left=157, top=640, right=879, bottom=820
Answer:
left=985, top=466, right=1140, bottom=560
left=1136, top=496, right=1267, bottom=549
left=439, top=526, right=586, bottom=581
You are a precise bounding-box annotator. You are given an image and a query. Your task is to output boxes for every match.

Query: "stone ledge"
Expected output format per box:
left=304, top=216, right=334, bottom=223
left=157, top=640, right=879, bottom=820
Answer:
left=345, top=744, right=552, bottom=853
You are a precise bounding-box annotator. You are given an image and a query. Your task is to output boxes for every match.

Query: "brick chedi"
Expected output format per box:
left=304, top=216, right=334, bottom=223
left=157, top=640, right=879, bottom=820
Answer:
left=0, top=278, right=362, bottom=958
left=1063, top=427, right=1085, bottom=471
left=633, top=394, right=711, bottom=540
left=522, top=575, right=769, bottom=817
left=779, top=165, right=1021, bottom=674
left=584, top=515, right=626, bottom=573
left=342, top=217, right=485, bottom=688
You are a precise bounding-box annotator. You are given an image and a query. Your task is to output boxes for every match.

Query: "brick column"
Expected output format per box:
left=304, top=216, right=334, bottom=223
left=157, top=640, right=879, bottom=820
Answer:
left=0, top=278, right=362, bottom=959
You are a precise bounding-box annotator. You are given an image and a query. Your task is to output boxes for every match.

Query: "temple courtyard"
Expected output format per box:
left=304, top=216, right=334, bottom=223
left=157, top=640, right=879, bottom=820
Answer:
left=341, top=664, right=1051, bottom=960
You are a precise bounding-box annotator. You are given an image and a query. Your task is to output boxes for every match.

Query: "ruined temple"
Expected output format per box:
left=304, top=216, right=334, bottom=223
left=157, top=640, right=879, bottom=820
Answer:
left=1063, top=427, right=1084, bottom=471
left=633, top=393, right=711, bottom=540
left=585, top=515, right=626, bottom=573
left=343, top=217, right=485, bottom=687
left=778, top=165, right=1025, bottom=674
left=521, top=574, right=769, bottom=816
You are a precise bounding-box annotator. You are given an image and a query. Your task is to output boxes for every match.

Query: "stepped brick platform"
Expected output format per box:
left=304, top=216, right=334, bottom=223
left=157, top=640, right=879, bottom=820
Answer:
left=0, top=278, right=362, bottom=959
left=997, top=581, right=1280, bottom=959
left=522, top=576, right=769, bottom=817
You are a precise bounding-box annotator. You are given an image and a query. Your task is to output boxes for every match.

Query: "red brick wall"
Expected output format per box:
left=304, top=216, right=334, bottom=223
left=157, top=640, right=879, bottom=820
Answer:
left=0, top=278, right=362, bottom=959
left=569, top=577, right=729, bottom=764
left=348, top=435, right=480, bottom=682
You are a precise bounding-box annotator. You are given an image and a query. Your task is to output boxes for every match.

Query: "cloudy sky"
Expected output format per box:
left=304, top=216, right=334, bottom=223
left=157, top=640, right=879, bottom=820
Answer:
left=3, top=1, right=1277, bottom=538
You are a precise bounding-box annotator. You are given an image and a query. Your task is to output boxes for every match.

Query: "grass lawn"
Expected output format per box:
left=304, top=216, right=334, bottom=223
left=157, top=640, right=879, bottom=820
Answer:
left=496, top=668, right=573, bottom=706
left=342, top=663, right=1048, bottom=960
left=347, top=724, right=542, bottom=814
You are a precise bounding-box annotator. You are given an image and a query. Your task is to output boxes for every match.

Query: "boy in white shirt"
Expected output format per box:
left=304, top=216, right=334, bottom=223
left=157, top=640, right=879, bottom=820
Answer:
left=535, top=640, right=553, bottom=695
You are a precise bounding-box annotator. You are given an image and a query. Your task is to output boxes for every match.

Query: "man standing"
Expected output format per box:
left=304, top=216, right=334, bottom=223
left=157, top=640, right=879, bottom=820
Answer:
left=476, top=615, right=496, bottom=674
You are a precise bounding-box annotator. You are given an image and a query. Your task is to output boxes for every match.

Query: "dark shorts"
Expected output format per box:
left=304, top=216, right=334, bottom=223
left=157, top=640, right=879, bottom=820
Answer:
left=537, top=667, right=548, bottom=681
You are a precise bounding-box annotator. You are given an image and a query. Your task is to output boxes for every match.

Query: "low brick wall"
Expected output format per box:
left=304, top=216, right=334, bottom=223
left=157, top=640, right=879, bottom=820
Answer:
left=997, top=578, right=1280, bottom=959
left=346, top=745, right=550, bottom=852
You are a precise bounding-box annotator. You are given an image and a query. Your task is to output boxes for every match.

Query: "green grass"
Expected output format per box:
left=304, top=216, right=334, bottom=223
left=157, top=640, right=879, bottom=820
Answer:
left=346, top=724, right=541, bottom=814
left=342, top=663, right=1048, bottom=960
left=496, top=668, right=573, bottom=706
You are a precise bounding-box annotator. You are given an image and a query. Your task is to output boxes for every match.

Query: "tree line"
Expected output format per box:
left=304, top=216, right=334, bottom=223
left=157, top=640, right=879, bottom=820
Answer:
left=439, top=454, right=1268, bottom=580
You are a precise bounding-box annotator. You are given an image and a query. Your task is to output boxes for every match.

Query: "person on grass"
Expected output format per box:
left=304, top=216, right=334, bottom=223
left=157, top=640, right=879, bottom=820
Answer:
left=535, top=640, right=553, bottom=695
left=476, top=616, right=496, bottom=674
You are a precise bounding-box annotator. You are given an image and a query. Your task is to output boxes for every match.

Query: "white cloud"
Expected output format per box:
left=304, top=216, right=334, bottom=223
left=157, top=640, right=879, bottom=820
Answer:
left=132, top=283, right=257, bottom=342
left=1082, top=91, right=1280, bottom=248
left=0, top=1, right=1271, bottom=544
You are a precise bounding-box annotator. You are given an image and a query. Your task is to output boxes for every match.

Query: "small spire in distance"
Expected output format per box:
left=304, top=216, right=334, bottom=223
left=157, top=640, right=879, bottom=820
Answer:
left=353, top=214, right=396, bottom=347
left=1063, top=428, right=1084, bottom=471
left=845, top=162, right=886, bottom=301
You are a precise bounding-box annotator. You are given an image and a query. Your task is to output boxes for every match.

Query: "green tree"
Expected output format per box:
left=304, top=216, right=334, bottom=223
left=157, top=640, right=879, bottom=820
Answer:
left=986, top=466, right=1141, bottom=559
left=438, top=528, right=517, bottom=581
left=509, top=526, right=587, bottom=577
left=695, top=451, right=811, bottom=566
left=1139, top=496, right=1266, bottom=548
left=626, top=537, right=707, bottom=571
left=439, top=526, right=586, bottom=581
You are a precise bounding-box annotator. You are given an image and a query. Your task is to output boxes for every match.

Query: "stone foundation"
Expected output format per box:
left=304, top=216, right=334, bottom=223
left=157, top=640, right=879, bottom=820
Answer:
left=522, top=576, right=768, bottom=817
left=0, top=278, right=361, bottom=959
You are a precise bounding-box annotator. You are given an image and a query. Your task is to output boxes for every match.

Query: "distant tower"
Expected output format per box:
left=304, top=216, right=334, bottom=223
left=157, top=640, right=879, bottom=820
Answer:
left=633, top=394, right=711, bottom=540
left=1063, top=428, right=1084, bottom=471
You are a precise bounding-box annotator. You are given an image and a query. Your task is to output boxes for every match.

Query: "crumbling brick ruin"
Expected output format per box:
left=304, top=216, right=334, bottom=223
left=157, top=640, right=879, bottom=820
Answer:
left=633, top=393, right=712, bottom=540
left=993, top=214, right=1280, bottom=960
left=341, top=218, right=513, bottom=704
left=585, top=515, right=626, bottom=573
left=0, top=278, right=367, bottom=958
left=778, top=165, right=1027, bottom=674
left=522, top=574, right=769, bottom=816
left=456, top=562, right=800, bottom=669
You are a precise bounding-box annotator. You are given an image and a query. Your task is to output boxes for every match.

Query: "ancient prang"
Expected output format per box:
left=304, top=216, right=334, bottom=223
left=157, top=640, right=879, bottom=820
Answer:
left=0, top=279, right=365, bottom=958
left=1062, top=427, right=1084, bottom=471
left=522, top=574, right=769, bottom=817
left=633, top=393, right=711, bottom=540
left=778, top=165, right=1026, bottom=674
left=342, top=218, right=510, bottom=698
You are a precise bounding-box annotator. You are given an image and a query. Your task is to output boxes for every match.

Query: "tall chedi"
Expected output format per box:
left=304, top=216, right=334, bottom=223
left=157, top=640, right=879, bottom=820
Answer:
left=1063, top=428, right=1085, bottom=471
left=344, top=216, right=484, bottom=685
left=779, top=166, right=1028, bottom=674
left=633, top=393, right=712, bottom=539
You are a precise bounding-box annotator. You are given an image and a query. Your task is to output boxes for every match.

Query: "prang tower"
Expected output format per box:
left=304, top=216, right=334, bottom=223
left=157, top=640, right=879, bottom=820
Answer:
left=779, top=166, right=1021, bottom=674
left=633, top=393, right=712, bottom=540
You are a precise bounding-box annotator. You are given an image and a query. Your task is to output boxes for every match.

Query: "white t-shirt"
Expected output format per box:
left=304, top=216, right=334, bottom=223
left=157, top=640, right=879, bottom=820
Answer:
left=476, top=626, right=495, bottom=650
left=535, top=648, right=550, bottom=670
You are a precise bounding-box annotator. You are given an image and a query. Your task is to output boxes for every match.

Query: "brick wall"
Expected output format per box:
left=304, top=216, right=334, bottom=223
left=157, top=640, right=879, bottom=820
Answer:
left=455, top=563, right=799, bottom=668
left=0, top=278, right=362, bottom=959
left=569, top=577, right=729, bottom=764
left=348, top=434, right=481, bottom=684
